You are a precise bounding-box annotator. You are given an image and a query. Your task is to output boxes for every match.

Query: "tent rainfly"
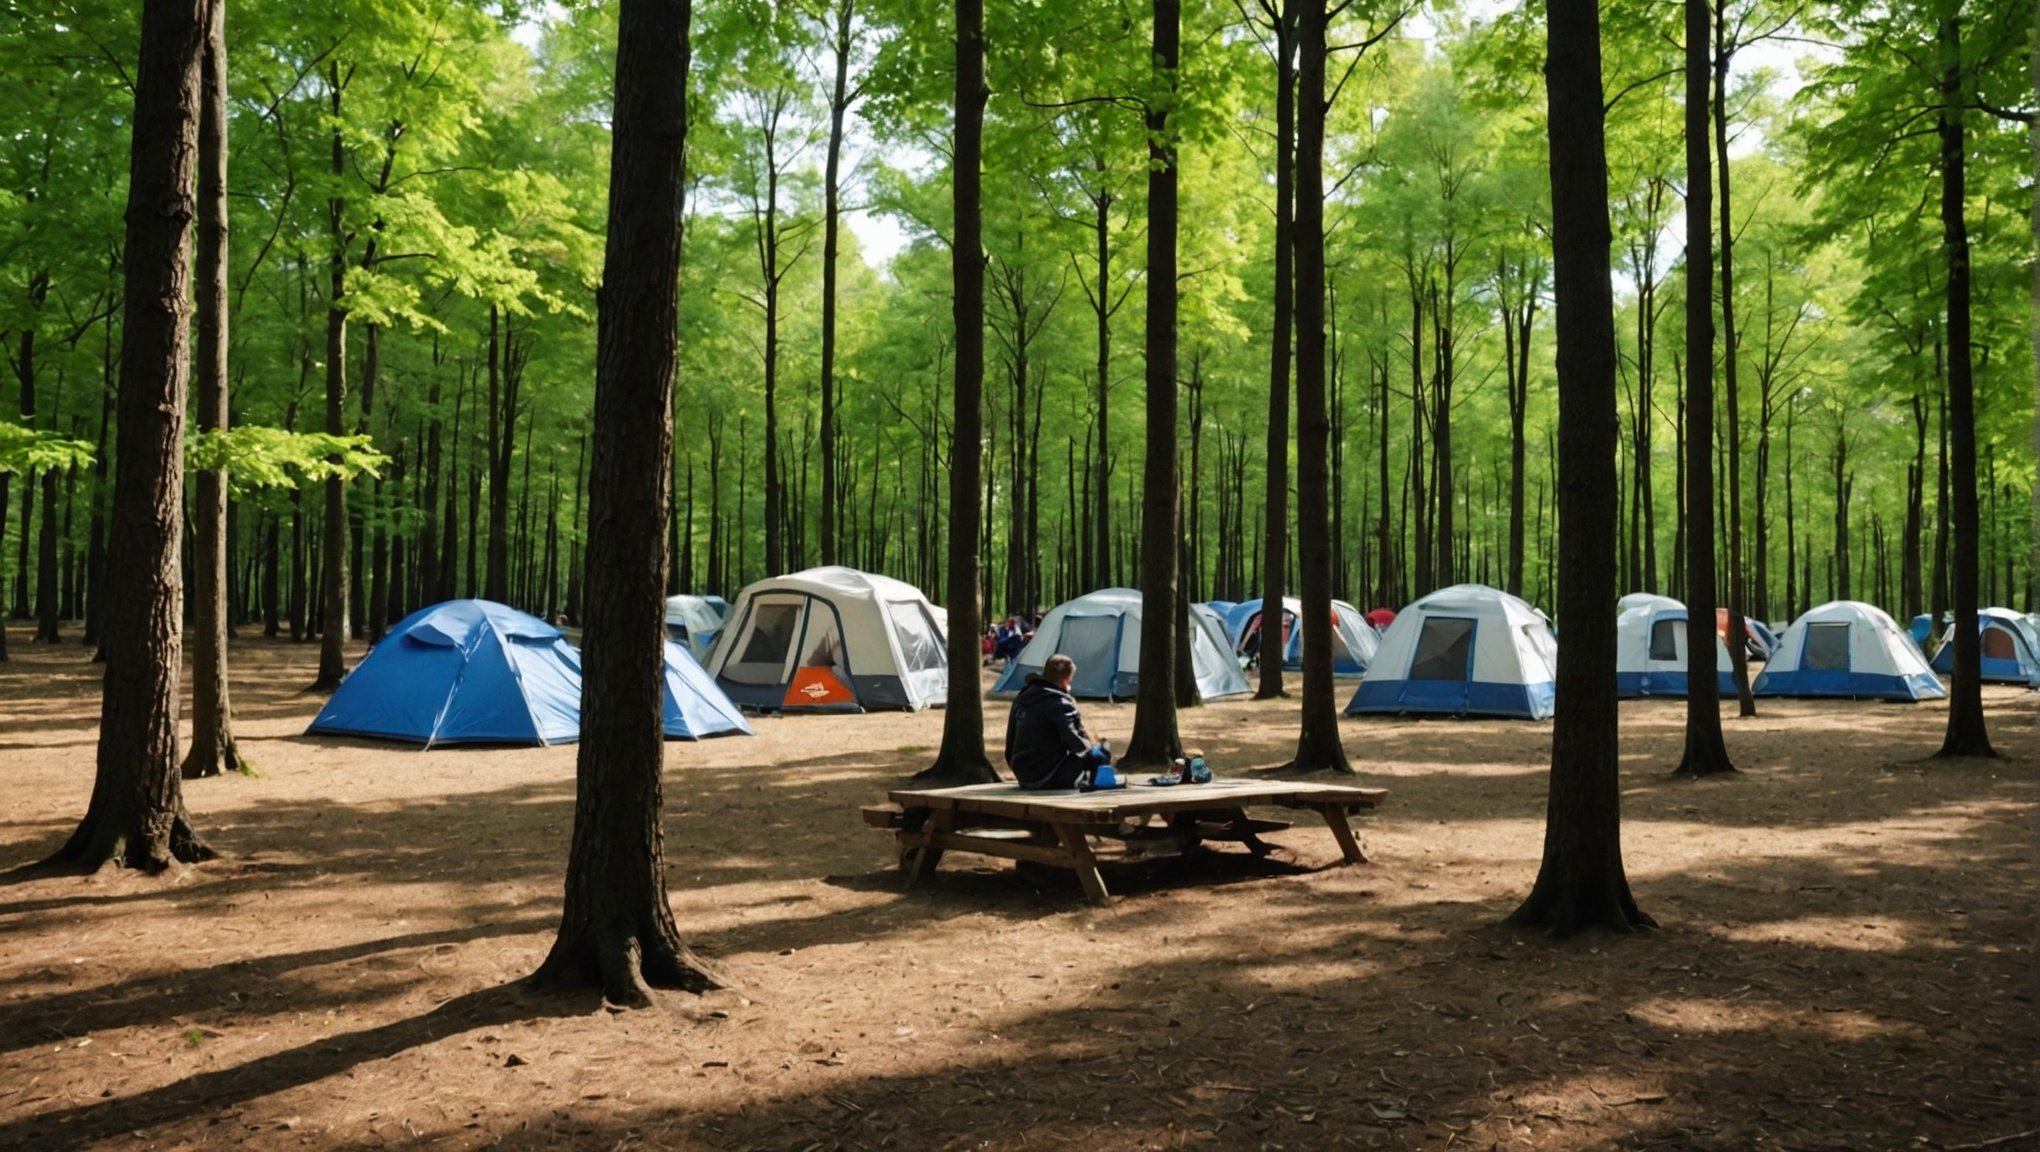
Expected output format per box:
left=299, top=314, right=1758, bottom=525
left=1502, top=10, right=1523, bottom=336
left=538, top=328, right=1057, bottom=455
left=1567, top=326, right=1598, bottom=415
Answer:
left=308, top=600, right=584, bottom=747
left=1224, top=596, right=1381, bottom=675
left=1615, top=594, right=1734, bottom=698
left=1752, top=600, right=1946, bottom=701
left=1346, top=584, right=1559, bottom=719
left=991, top=588, right=1250, bottom=701
left=707, top=566, right=949, bottom=712
left=661, top=639, right=754, bottom=739
left=664, top=594, right=731, bottom=661
left=1928, top=607, right=2040, bottom=686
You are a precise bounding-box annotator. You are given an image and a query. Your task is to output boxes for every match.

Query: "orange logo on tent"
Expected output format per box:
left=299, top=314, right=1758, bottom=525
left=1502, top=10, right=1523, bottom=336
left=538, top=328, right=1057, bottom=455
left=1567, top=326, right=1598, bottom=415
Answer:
left=784, top=667, right=855, bottom=708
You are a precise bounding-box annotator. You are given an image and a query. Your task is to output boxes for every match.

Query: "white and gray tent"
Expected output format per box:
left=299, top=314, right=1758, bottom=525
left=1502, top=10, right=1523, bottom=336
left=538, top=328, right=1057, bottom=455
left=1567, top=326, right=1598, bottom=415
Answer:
left=1614, top=593, right=1734, bottom=698
left=663, top=594, right=730, bottom=660
left=991, top=588, right=1250, bottom=701
left=1346, top=584, right=1559, bottom=719
left=706, top=566, right=949, bottom=712
left=1752, top=600, right=1944, bottom=701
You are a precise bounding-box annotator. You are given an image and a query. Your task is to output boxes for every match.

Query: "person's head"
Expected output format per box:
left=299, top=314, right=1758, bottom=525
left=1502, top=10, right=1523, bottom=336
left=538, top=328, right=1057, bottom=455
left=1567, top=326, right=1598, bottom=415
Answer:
left=1042, top=653, right=1076, bottom=688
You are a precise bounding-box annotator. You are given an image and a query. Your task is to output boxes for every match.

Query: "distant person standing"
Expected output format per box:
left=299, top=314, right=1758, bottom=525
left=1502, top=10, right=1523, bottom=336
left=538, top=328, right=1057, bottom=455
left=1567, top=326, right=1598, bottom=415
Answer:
left=1003, top=653, right=1111, bottom=789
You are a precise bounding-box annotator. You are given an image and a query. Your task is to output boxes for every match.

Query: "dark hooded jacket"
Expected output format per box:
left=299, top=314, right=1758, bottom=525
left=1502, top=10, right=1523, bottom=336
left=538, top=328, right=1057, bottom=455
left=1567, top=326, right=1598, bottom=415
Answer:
left=1004, top=674, right=1094, bottom=789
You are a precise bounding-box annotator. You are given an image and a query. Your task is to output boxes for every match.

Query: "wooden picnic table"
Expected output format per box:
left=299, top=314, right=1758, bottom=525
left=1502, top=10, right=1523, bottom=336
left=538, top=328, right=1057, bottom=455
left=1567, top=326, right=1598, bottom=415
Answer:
left=865, top=779, right=1388, bottom=905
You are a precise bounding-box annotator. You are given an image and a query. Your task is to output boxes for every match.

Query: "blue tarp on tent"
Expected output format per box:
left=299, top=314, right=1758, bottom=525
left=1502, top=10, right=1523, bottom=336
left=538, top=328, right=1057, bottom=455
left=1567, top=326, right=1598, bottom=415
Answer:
left=309, top=600, right=583, bottom=746
left=662, top=638, right=754, bottom=739
left=309, top=599, right=754, bottom=746
left=1927, top=609, right=2040, bottom=685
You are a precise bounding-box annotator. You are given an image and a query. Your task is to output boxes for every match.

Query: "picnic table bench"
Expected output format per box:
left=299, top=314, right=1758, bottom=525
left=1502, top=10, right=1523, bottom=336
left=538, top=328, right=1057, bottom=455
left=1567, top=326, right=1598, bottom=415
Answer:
left=865, top=779, right=1388, bottom=904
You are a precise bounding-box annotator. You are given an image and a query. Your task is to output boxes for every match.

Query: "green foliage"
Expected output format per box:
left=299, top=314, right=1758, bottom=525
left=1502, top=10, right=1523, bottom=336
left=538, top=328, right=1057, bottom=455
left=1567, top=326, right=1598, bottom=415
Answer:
left=0, top=421, right=95, bottom=474
left=186, top=428, right=386, bottom=495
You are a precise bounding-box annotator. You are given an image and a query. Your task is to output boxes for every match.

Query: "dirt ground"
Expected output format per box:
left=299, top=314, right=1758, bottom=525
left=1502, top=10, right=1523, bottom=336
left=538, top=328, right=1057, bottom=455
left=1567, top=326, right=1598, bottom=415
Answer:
left=0, top=634, right=2034, bottom=1152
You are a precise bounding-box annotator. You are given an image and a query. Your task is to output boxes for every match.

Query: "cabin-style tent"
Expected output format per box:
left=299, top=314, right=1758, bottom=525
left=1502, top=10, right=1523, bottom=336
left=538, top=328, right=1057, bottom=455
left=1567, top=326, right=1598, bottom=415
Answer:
left=663, top=594, right=731, bottom=660
left=1752, top=600, right=1946, bottom=701
left=1928, top=607, right=2040, bottom=685
left=706, top=566, right=949, bottom=712
left=1225, top=596, right=1381, bottom=675
left=1615, top=594, right=1734, bottom=698
left=308, top=600, right=584, bottom=747
left=992, top=588, right=1250, bottom=701
left=1346, top=584, right=1559, bottom=719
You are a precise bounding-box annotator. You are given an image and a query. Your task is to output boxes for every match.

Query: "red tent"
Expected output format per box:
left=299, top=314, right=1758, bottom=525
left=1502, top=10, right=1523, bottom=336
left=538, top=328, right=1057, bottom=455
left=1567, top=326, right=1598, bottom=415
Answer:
left=1365, top=608, right=1396, bottom=629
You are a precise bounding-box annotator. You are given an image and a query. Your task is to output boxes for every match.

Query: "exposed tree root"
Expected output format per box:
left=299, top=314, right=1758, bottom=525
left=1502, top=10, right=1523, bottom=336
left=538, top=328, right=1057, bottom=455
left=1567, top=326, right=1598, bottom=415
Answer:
left=180, top=736, right=246, bottom=781
left=41, top=809, right=215, bottom=875
left=1503, top=872, right=1657, bottom=938
left=532, top=924, right=726, bottom=1009
left=912, top=751, right=999, bottom=785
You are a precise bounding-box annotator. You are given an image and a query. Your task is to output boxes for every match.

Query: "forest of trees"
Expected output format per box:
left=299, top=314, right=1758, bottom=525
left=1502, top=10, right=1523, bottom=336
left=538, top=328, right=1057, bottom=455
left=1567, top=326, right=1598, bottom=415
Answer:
left=0, top=0, right=2030, bottom=660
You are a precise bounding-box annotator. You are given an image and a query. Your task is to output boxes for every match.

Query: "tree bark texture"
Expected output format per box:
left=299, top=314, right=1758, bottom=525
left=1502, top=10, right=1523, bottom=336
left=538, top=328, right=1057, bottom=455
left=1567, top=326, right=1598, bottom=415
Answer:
left=313, top=65, right=349, bottom=691
left=917, top=0, right=996, bottom=783
left=1257, top=0, right=1295, bottom=700
left=1286, top=0, right=1348, bottom=774
left=532, top=0, right=720, bottom=1006
left=1125, top=0, right=1183, bottom=771
left=1934, top=14, right=1994, bottom=759
left=184, top=0, right=240, bottom=780
left=1676, top=0, right=1734, bottom=777
left=1712, top=12, right=1754, bottom=718
left=48, top=0, right=215, bottom=872
left=1503, top=0, right=1651, bottom=936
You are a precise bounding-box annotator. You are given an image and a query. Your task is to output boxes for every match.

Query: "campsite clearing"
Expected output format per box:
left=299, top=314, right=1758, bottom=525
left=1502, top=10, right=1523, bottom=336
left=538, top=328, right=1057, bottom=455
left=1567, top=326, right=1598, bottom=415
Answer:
left=0, top=636, right=2033, bottom=1150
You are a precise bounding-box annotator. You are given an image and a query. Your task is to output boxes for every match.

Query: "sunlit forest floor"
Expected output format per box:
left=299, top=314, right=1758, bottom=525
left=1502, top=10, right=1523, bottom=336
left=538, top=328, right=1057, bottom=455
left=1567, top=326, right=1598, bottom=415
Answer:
left=0, top=634, right=2032, bottom=1151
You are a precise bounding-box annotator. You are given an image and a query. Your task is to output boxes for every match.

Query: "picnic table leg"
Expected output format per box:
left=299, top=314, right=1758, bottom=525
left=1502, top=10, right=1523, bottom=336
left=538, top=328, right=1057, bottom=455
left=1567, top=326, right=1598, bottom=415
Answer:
left=1053, top=822, right=1112, bottom=905
left=902, top=810, right=954, bottom=887
left=1317, top=804, right=1368, bottom=865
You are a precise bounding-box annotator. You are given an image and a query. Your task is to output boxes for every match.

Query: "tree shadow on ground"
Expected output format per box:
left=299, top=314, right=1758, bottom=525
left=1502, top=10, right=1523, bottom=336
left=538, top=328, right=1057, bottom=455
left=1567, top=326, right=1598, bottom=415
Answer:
left=0, top=981, right=608, bottom=1149
left=302, top=833, right=2034, bottom=1152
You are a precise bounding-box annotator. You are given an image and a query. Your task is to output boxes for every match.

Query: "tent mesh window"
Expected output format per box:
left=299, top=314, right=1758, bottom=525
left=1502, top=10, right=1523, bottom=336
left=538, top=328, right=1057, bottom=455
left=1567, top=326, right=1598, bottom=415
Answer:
left=1649, top=619, right=1681, bottom=662
left=885, top=600, right=946, bottom=673
left=1802, top=622, right=1851, bottom=670
left=1410, top=617, right=1475, bottom=680
left=801, top=609, right=847, bottom=672
left=736, top=602, right=801, bottom=666
left=1983, top=626, right=2016, bottom=661
left=1057, top=615, right=1121, bottom=690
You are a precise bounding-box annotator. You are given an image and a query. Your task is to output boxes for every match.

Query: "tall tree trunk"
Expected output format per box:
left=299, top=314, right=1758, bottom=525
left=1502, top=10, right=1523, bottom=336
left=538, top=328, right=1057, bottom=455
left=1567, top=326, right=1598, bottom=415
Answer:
left=313, top=63, right=350, bottom=691
left=1712, top=11, right=1753, bottom=716
left=184, top=0, right=240, bottom=778
left=485, top=308, right=511, bottom=602
left=1934, top=13, right=1993, bottom=758
left=418, top=353, right=443, bottom=608
left=1124, top=0, right=1182, bottom=770
left=1505, top=0, right=1651, bottom=935
left=818, top=0, right=854, bottom=568
left=34, top=456, right=59, bottom=641
left=81, top=336, right=114, bottom=650
left=1675, top=0, right=1734, bottom=777
left=1090, top=178, right=1113, bottom=590
left=1287, top=0, right=1346, bottom=773
left=916, top=0, right=996, bottom=783
left=48, top=0, right=215, bottom=871
left=532, top=0, right=720, bottom=1006
left=1257, top=0, right=1295, bottom=698
left=364, top=327, right=389, bottom=639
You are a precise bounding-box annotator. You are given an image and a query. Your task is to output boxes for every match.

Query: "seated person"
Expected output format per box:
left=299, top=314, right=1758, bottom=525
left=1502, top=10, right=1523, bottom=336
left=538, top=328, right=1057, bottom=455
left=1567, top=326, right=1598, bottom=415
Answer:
left=994, top=618, right=1029, bottom=662
left=1003, top=653, right=1109, bottom=790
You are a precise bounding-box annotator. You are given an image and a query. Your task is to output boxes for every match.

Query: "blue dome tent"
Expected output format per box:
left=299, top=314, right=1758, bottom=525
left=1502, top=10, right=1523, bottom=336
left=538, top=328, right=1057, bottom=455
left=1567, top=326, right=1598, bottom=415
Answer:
left=309, top=599, right=753, bottom=746
left=1927, top=608, right=2040, bottom=686
left=308, top=600, right=583, bottom=747
left=661, top=638, right=754, bottom=738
